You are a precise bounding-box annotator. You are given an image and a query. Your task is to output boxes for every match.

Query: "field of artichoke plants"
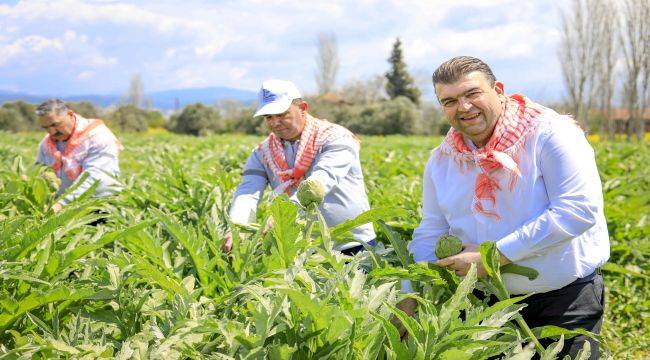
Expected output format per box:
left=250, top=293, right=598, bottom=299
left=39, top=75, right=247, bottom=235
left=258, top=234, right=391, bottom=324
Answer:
left=0, top=132, right=648, bottom=359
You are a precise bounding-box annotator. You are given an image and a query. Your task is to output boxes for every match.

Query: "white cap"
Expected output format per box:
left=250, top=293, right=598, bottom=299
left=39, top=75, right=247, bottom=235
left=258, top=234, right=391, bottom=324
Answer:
left=253, top=79, right=302, bottom=117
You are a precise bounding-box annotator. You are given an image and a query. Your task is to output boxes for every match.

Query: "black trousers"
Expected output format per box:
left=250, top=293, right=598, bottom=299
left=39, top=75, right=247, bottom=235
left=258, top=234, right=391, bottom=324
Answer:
left=519, top=273, right=605, bottom=359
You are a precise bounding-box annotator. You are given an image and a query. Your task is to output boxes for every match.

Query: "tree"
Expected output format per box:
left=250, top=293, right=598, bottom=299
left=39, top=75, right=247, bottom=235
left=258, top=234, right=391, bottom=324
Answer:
left=339, top=75, right=387, bottom=105
left=558, top=0, right=603, bottom=130
left=385, top=38, right=421, bottom=105
left=169, top=103, right=224, bottom=136
left=126, top=73, right=145, bottom=108
left=315, top=33, right=339, bottom=95
left=0, top=101, right=38, bottom=132
left=68, top=101, right=99, bottom=119
left=340, top=96, right=418, bottom=135
left=106, top=105, right=164, bottom=132
left=218, top=99, right=261, bottom=134
left=592, top=0, right=618, bottom=140
left=620, top=0, right=650, bottom=141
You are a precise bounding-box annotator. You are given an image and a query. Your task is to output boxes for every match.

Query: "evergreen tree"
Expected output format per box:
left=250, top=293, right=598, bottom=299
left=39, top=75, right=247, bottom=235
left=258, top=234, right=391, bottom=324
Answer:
left=385, top=38, right=421, bottom=105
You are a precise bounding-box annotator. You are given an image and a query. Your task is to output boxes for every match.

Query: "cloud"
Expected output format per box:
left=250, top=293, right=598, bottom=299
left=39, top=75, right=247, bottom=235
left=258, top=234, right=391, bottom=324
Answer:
left=77, top=71, right=95, bottom=80
left=0, top=0, right=566, bottom=101
left=0, top=35, right=63, bottom=65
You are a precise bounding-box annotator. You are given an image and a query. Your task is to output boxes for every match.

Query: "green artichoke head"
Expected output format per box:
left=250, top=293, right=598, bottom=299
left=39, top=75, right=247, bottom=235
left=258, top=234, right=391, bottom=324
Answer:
left=42, top=170, right=61, bottom=191
left=435, top=234, right=463, bottom=259
left=297, top=178, right=325, bottom=207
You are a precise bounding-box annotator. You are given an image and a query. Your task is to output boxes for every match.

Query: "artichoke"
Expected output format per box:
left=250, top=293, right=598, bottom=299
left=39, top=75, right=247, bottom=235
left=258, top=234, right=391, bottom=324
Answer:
left=42, top=170, right=61, bottom=191
left=297, top=178, right=325, bottom=207
left=435, top=234, right=463, bottom=259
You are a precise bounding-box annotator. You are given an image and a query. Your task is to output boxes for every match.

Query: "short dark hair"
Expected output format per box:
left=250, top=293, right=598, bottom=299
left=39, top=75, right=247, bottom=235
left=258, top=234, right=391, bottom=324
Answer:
left=36, top=99, right=70, bottom=117
left=432, top=56, right=496, bottom=86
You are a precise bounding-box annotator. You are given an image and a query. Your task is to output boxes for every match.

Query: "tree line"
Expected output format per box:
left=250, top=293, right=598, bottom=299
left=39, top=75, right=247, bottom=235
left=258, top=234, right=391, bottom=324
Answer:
left=559, top=0, right=649, bottom=141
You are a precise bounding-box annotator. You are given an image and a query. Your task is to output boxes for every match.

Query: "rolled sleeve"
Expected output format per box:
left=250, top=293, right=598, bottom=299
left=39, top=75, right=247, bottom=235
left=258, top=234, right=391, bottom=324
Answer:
left=496, top=123, right=601, bottom=262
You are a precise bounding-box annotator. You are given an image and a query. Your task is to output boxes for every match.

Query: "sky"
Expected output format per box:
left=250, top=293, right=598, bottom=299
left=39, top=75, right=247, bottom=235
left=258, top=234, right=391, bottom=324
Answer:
left=0, top=0, right=569, bottom=102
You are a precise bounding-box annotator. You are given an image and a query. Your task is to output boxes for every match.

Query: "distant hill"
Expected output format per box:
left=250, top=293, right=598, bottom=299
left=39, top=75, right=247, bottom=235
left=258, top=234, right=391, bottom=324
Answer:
left=0, top=86, right=258, bottom=110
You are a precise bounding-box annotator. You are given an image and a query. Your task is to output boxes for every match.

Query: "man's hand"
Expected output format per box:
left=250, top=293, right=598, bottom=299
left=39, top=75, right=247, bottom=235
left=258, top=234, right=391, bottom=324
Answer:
left=435, top=243, right=511, bottom=277
left=51, top=202, right=63, bottom=214
left=222, top=232, right=233, bottom=253
left=222, top=218, right=274, bottom=254
left=393, top=298, right=417, bottom=341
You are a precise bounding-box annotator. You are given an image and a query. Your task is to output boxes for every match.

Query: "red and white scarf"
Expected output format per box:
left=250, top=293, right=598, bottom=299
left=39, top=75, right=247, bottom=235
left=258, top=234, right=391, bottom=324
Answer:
left=258, top=115, right=356, bottom=194
left=439, top=94, right=549, bottom=220
left=43, top=116, right=122, bottom=181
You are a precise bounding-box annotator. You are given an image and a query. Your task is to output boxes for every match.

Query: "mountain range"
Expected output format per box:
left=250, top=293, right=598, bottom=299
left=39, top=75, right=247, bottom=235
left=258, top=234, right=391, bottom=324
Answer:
left=0, top=86, right=258, bottom=111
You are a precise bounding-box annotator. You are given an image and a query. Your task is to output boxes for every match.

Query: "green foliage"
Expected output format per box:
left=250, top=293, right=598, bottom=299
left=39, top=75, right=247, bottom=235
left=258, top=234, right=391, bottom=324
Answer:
left=334, top=96, right=419, bottom=135
left=67, top=101, right=99, bottom=119
left=0, top=101, right=38, bottom=132
left=0, top=132, right=647, bottom=359
left=385, top=38, right=421, bottom=105
left=107, top=105, right=153, bottom=132
left=168, top=103, right=224, bottom=136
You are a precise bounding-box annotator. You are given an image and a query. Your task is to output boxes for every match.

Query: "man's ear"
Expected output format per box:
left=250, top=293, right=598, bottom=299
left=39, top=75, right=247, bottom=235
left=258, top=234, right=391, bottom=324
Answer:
left=494, top=81, right=505, bottom=95
left=299, top=101, right=309, bottom=112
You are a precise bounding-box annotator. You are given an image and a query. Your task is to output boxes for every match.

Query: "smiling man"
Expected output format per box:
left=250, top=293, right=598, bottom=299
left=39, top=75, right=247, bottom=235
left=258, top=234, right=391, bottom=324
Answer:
left=35, top=99, right=122, bottom=213
left=224, top=79, right=375, bottom=253
left=403, top=56, right=609, bottom=358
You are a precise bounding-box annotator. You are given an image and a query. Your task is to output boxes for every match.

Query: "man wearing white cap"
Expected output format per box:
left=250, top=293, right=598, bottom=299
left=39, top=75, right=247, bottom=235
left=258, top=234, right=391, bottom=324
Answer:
left=224, top=79, right=376, bottom=253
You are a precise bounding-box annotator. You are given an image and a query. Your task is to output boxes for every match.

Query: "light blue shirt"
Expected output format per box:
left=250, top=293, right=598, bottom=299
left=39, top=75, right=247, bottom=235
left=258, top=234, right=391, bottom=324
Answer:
left=229, top=132, right=376, bottom=250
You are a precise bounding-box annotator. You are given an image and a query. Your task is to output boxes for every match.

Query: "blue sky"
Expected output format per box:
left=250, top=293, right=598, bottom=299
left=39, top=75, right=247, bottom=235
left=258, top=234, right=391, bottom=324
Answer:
left=0, top=0, right=568, bottom=102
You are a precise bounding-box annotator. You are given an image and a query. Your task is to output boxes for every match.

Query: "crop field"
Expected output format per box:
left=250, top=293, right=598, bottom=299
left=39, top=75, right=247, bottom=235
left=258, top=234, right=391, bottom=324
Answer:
left=0, top=132, right=648, bottom=359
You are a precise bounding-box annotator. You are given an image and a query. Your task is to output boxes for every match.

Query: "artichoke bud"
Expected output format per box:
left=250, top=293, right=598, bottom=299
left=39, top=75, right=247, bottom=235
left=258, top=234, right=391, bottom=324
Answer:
left=43, top=170, right=61, bottom=190
left=297, top=178, right=325, bottom=208
left=435, top=234, right=463, bottom=259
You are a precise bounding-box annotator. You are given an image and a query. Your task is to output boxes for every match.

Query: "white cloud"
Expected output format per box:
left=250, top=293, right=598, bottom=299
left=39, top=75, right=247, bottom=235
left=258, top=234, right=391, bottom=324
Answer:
left=77, top=71, right=95, bottom=80
left=0, top=0, right=567, bottom=100
left=0, top=35, right=63, bottom=65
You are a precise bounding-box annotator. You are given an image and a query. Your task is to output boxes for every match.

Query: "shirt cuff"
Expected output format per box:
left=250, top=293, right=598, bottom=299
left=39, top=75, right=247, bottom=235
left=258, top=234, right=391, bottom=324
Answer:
left=229, top=196, right=258, bottom=224
left=495, top=231, right=530, bottom=263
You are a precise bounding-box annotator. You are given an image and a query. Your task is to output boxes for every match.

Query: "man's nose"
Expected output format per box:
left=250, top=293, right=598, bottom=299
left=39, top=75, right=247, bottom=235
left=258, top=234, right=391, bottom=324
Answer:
left=266, top=115, right=280, bottom=126
left=48, top=127, right=57, bottom=135
left=458, top=97, right=472, bottom=112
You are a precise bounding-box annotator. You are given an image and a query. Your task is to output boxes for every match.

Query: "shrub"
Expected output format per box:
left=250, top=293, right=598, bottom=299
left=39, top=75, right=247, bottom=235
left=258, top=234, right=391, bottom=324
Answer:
left=107, top=105, right=150, bottom=132
left=168, top=103, right=224, bottom=136
left=0, top=101, right=38, bottom=132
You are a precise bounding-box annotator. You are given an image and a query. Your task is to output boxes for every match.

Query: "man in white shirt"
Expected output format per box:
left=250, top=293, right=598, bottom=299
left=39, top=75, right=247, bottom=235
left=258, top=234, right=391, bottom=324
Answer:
left=223, top=80, right=376, bottom=253
left=35, top=99, right=121, bottom=213
left=404, top=56, right=609, bottom=358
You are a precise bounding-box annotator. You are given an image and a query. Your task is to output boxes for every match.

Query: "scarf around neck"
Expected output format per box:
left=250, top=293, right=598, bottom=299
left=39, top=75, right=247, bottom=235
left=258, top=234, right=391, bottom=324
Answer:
left=258, top=115, right=356, bottom=194
left=439, top=94, right=547, bottom=220
left=43, top=115, right=121, bottom=181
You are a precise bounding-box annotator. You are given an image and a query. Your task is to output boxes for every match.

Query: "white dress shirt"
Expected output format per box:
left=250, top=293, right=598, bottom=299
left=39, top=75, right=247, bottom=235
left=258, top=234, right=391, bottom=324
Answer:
left=408, top=111, right=610, bottom=294
left=229, top=133, right=376, bottom=250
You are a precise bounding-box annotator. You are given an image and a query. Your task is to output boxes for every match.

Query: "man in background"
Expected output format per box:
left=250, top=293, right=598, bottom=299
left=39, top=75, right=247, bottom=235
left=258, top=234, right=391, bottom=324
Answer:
left=35, top=99, right=122, bottom=212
